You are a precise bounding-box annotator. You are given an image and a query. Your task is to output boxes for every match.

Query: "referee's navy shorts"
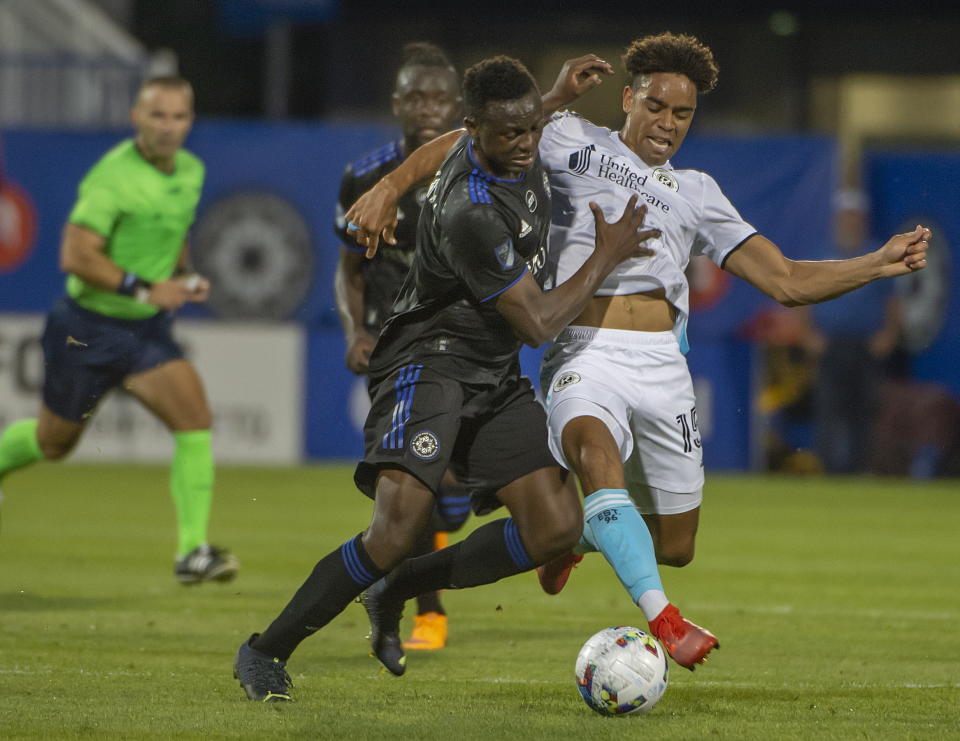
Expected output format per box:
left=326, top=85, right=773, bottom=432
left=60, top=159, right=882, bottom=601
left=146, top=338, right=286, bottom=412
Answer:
left=41, top=297, right=184, bottom=422
left=355, top=364, right=557, bottom=514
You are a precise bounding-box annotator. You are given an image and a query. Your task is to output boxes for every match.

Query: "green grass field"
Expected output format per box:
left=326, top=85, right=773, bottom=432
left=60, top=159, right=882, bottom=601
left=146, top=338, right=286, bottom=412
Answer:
left=0, top=465, right=957, bottom=739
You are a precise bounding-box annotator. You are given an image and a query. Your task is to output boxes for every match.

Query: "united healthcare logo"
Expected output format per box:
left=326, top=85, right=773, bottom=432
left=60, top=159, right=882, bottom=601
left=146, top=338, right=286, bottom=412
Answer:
left=568, top=144, right=596, bottom=175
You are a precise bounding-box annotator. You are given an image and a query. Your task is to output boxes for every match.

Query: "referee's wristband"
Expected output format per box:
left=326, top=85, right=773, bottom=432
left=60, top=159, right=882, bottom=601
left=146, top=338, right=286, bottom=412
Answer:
left=116, top=272, right=153, bottom=302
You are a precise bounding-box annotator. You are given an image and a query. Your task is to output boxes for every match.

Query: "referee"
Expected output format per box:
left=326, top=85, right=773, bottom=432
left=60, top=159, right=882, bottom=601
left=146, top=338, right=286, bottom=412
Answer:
left=0, top=76, right=237, bottom=585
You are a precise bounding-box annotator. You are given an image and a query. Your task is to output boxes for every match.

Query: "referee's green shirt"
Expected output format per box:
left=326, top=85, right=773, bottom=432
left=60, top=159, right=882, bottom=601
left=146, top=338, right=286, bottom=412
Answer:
left=66, top=139, right=205, bottom=319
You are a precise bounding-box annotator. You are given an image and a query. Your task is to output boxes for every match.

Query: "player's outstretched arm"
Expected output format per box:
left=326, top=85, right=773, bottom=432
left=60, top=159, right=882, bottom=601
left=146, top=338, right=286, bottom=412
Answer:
left=724, top=226, right=930, bottom=307
left=541, top=54, right=615, bottom=117
left=345, top=129, right=463, bottom=258
left=496, top=196, right=659, bottom=347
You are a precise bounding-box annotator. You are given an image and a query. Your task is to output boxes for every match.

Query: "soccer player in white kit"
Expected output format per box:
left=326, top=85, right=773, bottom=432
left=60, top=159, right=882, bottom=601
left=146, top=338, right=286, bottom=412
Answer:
left=343, top=37, right=931, bottom=671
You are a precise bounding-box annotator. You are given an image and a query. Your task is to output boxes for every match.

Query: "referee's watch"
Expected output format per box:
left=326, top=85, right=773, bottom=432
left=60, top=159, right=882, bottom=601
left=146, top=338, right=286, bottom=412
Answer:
left=117, top=271, right=153, bottom=303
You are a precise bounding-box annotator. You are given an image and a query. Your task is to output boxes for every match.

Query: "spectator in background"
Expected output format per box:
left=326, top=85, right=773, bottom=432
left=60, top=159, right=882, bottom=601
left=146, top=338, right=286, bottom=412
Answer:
left=799, top=189, right=903, bottom=474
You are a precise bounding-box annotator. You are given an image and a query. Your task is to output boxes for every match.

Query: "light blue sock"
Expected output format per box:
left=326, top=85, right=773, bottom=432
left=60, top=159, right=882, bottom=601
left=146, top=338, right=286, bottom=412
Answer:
left=575, top=524, right=599, bottom=554
left=582, top=488, right=663, bottom=602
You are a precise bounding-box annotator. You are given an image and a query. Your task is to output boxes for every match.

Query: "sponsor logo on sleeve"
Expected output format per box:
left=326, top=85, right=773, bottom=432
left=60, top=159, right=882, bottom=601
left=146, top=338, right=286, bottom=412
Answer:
left=495, top=238, right=517, bottom=269
left=525, top=189, right=538, bottom=213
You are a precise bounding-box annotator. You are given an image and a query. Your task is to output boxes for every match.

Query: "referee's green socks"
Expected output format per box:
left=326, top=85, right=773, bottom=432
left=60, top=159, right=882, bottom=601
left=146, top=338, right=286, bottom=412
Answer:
left=0, top=419, right=43, bottom=482
left=170, top=430, right=214, bottom=557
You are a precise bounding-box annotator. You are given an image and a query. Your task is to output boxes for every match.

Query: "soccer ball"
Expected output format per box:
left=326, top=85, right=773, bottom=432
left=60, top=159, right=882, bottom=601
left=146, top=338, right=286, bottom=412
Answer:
left=574, top=626, right=669, bottom=716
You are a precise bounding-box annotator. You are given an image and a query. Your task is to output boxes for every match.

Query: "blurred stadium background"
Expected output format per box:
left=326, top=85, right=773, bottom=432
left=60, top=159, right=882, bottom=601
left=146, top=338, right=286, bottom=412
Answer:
left=1, top=0, right=958, bottom=475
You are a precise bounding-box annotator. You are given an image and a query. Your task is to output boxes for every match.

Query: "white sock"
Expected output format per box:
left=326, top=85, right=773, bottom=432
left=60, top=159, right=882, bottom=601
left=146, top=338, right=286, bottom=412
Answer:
left=637, top=589, right=669, bottom=623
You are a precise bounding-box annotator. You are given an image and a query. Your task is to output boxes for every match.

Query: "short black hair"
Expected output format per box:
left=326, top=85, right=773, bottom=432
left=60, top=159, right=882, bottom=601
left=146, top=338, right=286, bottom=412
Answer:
left=462, top=56, right=538, bottom=120
left=399, top=41, right=454, bottom=71
left=622, top=32, right=719, bottom=94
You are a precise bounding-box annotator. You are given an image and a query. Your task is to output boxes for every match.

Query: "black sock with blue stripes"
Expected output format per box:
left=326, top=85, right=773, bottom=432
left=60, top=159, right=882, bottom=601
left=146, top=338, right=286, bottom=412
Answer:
left=252, top=533, right=385, bottom=660
left=382, top=518, right=533, bottom=602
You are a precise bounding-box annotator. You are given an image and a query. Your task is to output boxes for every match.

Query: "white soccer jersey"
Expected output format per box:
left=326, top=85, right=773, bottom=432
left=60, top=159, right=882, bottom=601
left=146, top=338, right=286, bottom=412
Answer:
left=539, top=111, right=757, bottom=347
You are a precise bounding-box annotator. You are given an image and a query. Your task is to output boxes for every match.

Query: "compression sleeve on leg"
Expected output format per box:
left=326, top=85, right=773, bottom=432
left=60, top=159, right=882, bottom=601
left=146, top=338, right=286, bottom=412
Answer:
left=0, top=419, right=43, bottom=482
left=170, top=430, right=214, bottom=557
left=582, top=488, right=664, bottom=606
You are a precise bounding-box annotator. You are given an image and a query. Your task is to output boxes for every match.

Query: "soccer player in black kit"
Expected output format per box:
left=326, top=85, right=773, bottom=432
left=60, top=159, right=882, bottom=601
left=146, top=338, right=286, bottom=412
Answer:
left=334, top=41, right=466, bottom=652
left=235, top=55, right=657, bottom=702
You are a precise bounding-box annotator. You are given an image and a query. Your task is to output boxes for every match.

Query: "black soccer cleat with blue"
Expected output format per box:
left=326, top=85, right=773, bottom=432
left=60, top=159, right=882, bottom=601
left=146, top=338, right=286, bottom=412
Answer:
left=361, top=579, right=407, bottom=676
left=234, top=633, right=293, bottom=702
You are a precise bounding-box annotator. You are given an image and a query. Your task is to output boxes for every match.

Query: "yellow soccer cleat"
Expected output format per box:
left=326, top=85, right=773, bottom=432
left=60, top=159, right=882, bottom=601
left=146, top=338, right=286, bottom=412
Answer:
left=402, top=611, right=448, bottom=651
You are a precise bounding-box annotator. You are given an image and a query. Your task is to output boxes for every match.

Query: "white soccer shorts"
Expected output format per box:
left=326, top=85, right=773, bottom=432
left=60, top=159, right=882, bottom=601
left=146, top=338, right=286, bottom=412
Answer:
left=541, top=326, right=704, bottom=514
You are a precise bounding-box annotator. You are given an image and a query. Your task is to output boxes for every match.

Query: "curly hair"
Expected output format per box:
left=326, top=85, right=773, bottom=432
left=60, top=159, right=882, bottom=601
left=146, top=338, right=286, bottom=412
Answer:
left=462, top=55, right=538, bottom=120
left=622, top=32, right=719, bottom=94
left=400, top=41, right=454, bottom=71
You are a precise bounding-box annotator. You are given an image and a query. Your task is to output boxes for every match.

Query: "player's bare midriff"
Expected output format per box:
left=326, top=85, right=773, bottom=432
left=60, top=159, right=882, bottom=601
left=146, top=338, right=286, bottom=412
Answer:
left=573, top=289, right=676, bottom=332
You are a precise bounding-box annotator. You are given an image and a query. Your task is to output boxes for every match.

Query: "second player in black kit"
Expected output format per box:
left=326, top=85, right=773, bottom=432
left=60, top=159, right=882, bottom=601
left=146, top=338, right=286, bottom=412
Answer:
left=235, top=55, right=656, bottom=701
left=335, top=140, right=425, bottom=330
left=334, top=42, right=466, bottom=651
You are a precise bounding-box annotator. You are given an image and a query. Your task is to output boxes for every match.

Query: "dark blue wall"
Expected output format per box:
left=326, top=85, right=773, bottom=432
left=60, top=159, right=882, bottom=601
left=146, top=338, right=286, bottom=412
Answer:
left=865, top=150, right=960, bottom=397
left=16, top=123, right=955, bottom=470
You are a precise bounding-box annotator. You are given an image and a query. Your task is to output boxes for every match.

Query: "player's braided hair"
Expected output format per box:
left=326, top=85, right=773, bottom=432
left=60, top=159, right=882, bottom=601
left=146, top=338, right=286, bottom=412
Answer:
left=400, top=41, right=454, bottom=70
left=463, top=56, right=538, bottom=120
left=622, top=32, right=719, bottom=94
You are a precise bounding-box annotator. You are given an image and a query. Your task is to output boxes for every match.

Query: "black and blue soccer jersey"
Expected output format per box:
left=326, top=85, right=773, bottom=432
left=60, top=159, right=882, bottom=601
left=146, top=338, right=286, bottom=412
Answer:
left=334, top=140, right=433, bottom=332
left=368, top=134, right=552, bottom=387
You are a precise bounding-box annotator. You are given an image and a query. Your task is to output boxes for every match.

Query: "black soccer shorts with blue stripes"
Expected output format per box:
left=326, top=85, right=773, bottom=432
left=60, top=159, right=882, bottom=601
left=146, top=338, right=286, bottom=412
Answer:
left=354, top=364, right=557, bottom=510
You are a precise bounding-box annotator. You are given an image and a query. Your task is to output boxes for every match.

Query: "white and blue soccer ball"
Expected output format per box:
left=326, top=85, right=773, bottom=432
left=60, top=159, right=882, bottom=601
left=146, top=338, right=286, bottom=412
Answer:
left=574, top=626, right=669, bottom=716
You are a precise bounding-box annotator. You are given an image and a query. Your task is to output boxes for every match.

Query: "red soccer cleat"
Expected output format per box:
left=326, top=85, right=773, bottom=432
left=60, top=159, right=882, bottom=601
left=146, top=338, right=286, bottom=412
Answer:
left=536, top=551, right=584, bottom=595
left=649, top=603, right=719, bottom=670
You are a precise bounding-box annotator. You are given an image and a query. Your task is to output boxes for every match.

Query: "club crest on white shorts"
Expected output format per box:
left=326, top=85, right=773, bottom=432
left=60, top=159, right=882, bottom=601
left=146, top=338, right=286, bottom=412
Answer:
left=552, top=372, right=582, bottom=392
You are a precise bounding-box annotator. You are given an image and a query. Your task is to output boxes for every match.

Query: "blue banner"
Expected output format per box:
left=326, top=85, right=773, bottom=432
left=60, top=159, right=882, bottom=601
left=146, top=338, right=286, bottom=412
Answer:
left=218, top=0, right=339, bottom=35
left=675, top=133, right=836, bottom=343
left=12, top=122, right=926, bottom=470
left=865, top=150, right=959, bottom=396
left=1, top=120, right=393, bottom=324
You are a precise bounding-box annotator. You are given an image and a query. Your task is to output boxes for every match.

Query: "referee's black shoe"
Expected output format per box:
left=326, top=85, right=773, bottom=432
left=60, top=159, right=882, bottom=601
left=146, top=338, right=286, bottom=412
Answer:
left=361, top=579, right=406, bottom=676
left=175, top=544, right=239, bottom=585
